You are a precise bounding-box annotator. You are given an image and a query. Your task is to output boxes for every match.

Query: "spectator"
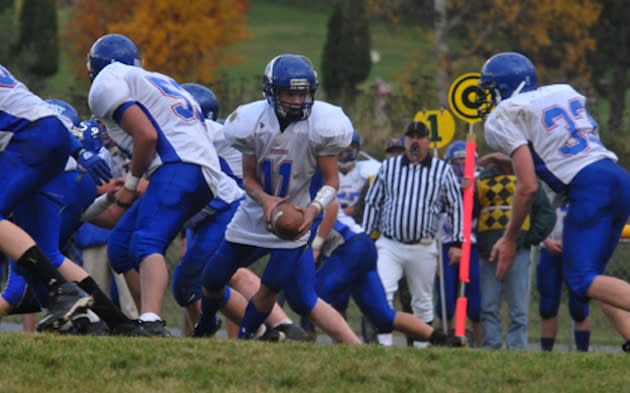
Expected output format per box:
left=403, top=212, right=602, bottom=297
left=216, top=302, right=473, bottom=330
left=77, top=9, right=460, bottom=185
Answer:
left=474, top=154, right=555, bottom=349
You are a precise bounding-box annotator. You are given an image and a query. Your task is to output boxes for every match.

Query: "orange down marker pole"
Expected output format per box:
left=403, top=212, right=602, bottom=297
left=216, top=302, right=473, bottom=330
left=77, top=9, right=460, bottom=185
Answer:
left=454, top=132, right=476, bottom=338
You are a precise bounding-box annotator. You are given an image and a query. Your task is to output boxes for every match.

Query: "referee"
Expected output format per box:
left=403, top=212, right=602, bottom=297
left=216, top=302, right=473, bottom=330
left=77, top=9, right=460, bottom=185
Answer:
left=362, top=120, right=464, bottom=346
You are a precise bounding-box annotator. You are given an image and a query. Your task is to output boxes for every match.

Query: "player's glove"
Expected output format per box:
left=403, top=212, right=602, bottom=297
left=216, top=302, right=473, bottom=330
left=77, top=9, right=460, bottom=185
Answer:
left=77, top=149, right=112, bottom=185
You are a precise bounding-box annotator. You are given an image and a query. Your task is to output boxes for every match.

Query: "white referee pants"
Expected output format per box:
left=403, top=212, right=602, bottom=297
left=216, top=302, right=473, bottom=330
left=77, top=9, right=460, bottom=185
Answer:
left=375, top=236, right=438, bottom=324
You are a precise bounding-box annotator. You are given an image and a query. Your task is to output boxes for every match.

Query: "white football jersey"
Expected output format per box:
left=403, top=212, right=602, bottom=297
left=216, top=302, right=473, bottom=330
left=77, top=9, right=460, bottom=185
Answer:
left=338, top=159, right=380, bottom=209
left=0, top=65, right=74, bottom=150
left=224, top=100, right=353, bottom=248
left=484, top=84, right=616, bottom=194
left=207, top=119, right=243, bottom=179
left=88, top=62, right=239, bottom=202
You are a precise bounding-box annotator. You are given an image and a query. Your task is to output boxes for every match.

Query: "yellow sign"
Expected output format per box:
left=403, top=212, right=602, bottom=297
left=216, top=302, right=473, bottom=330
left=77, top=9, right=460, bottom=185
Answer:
left=448, top=72, right=483, bottom=124
left=413, top=109, right=456, bottom=149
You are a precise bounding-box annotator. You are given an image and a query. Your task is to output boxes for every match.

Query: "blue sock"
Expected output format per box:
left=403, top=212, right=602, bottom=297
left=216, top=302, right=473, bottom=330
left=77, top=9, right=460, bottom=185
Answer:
left=238, top=300, right=271, bottom=339
left=541, top=337, right=555, bottom=351
left=574, top=330, right=590, bottom=352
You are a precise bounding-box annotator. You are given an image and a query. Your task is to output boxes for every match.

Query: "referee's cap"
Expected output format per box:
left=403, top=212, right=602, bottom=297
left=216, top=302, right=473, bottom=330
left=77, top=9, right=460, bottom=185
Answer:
left=405, top=121, right=429, bottom=137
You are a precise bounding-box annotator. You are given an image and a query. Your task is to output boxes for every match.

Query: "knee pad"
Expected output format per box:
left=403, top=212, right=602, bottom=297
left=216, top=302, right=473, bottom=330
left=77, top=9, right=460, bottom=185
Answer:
left=539, top=297, right=560, bottom=320
left=107, top=237, right=133, bottom=274
left=172, top=264, right=201, bottom=307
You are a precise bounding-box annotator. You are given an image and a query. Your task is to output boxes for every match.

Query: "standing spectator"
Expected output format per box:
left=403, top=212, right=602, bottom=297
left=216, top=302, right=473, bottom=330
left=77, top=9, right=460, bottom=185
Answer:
left=362, top=121, right=464, bottom=346
left=477, top=51, right=630, bottom=351
left=198, top=54, right=360, bottom=344
left=87, top=34, right=241, bottom=336
left=474, top=155, right=555, bottom=349
left=538, top=205, right=591, bottom=352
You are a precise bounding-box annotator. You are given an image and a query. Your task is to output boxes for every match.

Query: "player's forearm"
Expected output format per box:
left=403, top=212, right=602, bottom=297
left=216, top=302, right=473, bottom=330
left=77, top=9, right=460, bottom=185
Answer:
left=317, top=200, right=339, bottom=240
left=120, top=105, right=157, bottom=177
left=243, top=176, right=270, bottom=206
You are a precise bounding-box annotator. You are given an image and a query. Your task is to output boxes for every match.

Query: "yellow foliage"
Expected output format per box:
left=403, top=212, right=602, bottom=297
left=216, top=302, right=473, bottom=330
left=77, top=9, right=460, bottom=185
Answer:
left=63, top=0, right=249, bottom=84
left=446, top=0, right=601, bottom=89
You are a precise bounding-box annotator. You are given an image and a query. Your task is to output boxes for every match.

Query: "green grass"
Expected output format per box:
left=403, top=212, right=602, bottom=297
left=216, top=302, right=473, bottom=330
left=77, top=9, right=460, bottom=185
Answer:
left=0, top=333, right=626, bottom=393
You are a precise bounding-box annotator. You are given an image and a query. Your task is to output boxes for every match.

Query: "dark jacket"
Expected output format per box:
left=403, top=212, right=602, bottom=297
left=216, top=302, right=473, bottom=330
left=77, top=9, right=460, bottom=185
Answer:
left=473, top=167, right=556, bottom=259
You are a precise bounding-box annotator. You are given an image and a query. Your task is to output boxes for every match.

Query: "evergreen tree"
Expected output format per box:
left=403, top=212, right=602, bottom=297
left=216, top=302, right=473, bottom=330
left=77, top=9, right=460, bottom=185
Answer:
left=15, top=0, right=59, bottom=77
left=321, top=2, right=344, bottom=100
left=321, top=0, right=371, bottom=103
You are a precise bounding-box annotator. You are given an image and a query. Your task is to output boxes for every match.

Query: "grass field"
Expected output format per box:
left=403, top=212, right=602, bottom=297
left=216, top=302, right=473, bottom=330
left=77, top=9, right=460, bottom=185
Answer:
left=0, top=333, right=627, bottom=393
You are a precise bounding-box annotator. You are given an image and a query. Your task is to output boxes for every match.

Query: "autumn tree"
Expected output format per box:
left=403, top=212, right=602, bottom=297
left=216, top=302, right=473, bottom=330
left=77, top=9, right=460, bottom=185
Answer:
left=63, top=0, right=249, bottom=84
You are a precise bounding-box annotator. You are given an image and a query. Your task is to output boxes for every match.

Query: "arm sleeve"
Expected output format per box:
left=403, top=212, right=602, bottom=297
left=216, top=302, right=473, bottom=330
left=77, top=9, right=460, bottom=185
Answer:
left=524, top=184, right=557, bottom=246
left=361, top=164, right=386, bottom=234
left=483, top=106, right=529, bottom=156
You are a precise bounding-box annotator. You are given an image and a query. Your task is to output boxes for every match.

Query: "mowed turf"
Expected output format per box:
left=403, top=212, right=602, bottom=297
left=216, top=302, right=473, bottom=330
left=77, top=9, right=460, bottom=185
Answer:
left=0, top=333, right=626, bottom=393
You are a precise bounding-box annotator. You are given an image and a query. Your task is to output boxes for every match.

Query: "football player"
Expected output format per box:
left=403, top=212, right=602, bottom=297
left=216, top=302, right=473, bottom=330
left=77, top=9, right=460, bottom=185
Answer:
left=87, top=34, right=242, bottom=336
left=478, top=51, right=630, bottom=352
left=199, top=54, right=360, bottom=343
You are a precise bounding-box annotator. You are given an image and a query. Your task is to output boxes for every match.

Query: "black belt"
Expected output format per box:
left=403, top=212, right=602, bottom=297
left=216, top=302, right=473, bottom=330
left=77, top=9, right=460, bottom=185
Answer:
left=383, top=234, right=434, bottom=245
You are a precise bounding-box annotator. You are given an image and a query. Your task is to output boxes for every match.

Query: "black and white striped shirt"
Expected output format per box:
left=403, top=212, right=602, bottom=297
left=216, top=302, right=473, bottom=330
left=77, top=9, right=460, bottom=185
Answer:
left=362, top=154, right=464, bottom=244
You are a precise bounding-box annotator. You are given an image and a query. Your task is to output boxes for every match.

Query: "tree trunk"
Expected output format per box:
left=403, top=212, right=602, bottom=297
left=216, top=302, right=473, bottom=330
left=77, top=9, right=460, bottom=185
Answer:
left=607, top=65, right=628, bottom=135
left=434, top=0, right=449, bottom=108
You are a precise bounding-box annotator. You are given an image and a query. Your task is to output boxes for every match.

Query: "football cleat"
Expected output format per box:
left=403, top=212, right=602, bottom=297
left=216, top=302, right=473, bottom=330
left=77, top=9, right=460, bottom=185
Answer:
left=109, top=319, right=150, bottom=337
left=428, top=329, right=468, bottom=348
left=37, top=282, right=94, bottom=332
left=59, top=310, right=109, bottom=336
left=139, top=319, right=172, bottom=337
left=272, top=323, right=307, bottom=341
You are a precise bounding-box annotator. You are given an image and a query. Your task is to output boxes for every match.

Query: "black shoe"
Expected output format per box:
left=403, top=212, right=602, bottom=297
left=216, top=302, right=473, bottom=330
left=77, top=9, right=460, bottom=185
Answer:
left=59, top=311, right=109, bottom=336
left=622, top=340, right=630, bottom=353
left=428, top=329, right=467, bottom=348
left=110, top=319, right=150, bottom=337
left=140, top=319, right=172, bottom=337
left=192, top=316, right=222, bottom=338
left=37, top=282, right=94, bottom=332
left=257, top=325, right=285, bottom=342
left=273, top=323, right=307, bottom=341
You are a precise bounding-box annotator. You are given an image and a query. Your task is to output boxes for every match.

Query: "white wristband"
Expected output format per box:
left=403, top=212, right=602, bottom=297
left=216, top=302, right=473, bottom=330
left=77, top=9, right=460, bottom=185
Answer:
left=312, top=185, right=336, bottom=213
left=124, top=175, right=140, bottom=191
left=311, top=235, right=325, bottom=250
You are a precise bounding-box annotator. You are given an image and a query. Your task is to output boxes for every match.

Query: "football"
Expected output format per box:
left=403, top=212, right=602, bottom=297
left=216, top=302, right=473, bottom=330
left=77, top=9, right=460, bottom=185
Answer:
left=269, top=203, right=304, bottom=240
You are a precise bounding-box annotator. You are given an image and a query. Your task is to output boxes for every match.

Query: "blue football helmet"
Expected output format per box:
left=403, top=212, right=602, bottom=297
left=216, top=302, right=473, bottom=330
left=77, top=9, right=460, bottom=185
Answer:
left=338, top=130, right=361, bottom=171
left=77, top=119, right=105, bottom=153
left=445, top=140, right=469, bottom=180
left=477, top=52, right=537, bottom=118
left=45, top=98, right=80, bottom=127
left=262, top=54, right=318, bottom=121
left=445, top=140, right=466, bottom=163
left=87, top=33, right=141, bottom=80
left=181, top=83, right=219, bottom=121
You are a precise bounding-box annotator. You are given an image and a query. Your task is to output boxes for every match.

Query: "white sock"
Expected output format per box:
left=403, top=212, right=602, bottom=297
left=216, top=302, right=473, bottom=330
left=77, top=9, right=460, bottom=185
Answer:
left=377, top=333, right=393, bottom=346
left=273, top=318, right=293, bottom=328
left=414, top=341, right=430, bottom=349
left=139, top=312, right=161, bottom=322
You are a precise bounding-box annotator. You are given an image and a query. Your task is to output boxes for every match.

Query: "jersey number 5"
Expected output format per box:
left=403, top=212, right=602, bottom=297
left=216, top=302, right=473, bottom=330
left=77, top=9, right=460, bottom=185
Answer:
left=147, top=76, right=202, bottom=122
